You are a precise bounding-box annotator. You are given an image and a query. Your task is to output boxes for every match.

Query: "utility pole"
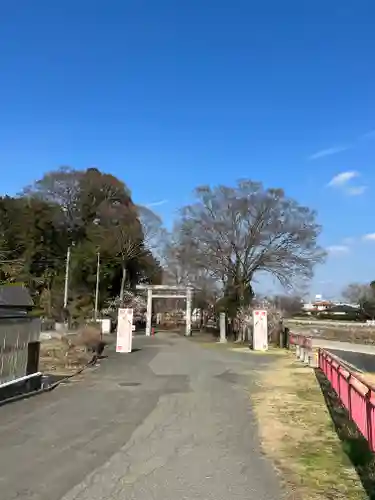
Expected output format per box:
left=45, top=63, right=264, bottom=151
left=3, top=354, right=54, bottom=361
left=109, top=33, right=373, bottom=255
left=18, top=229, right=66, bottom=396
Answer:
left=94, top=251, right=100, bottom=320
left=63, top=246, right=71, bottom=309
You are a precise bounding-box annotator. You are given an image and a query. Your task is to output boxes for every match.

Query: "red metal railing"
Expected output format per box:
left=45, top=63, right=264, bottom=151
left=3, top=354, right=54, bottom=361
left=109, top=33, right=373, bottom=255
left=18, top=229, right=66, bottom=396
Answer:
left=319, top=349, right=375, bottom=451
left=288, top=333, right=312, bottom=350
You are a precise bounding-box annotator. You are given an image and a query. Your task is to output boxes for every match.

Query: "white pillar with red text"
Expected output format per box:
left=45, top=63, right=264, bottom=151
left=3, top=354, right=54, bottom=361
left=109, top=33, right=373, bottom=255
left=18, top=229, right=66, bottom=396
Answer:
left=116, top=308, right=134, bottom=353
left=252, top=309, right=268, bottom=351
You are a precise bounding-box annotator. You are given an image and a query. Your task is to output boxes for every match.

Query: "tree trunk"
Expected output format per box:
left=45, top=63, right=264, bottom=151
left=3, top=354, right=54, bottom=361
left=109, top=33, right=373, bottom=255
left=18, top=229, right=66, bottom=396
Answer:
left=203, top=310, right=209, bottom=329
left=237, top=280, right=246, bottom=343
left=47, top=282, right=52, bottom=318
left=119, top=265, right=127, bottom=306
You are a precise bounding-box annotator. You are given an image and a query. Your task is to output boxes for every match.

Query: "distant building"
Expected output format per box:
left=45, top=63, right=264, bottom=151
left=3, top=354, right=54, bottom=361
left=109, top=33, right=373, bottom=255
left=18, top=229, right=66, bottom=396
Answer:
left=302, top=300, right=333, bottom=313
left=302, top=299, right=363, bottom=320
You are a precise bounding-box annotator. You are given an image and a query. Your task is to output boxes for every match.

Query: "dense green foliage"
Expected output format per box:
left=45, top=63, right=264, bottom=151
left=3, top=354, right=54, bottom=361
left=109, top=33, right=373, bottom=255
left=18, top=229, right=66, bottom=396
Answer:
left=0, top=167, right=162, bottom=321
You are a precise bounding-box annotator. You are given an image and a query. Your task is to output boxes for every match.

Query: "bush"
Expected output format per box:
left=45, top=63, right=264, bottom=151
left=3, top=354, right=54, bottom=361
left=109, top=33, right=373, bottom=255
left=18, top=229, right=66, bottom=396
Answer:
left=63, top=325, right=107, bottom=357
left=317, top=313, right=362, bottom=322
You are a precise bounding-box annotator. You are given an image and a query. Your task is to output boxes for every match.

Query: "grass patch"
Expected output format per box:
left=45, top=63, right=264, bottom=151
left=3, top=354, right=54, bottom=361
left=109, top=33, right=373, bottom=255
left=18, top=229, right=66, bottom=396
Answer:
left=252, top=352, right=368, bottom=499
left=362, top=373, right=375, bottom=386
left=315, top=370, right=375, bottom=498
left=39, top=335, right=93, bottom=376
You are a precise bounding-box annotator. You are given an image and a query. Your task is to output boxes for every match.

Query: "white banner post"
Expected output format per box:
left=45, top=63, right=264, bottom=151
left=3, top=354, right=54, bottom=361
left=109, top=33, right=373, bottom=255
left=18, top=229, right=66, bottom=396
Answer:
left=116, top=308, right=134, bottom=353
left=252, top=309, right=268, bottom=351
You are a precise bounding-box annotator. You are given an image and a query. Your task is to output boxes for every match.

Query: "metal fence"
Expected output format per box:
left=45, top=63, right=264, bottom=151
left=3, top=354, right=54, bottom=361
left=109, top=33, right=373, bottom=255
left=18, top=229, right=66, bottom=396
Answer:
left=289, top=332, right=314, bottom=364
left=319, top=349, right=375, bottom=452
left=288, top=331, right=375, bottom=452
left=0, top=317, right=40, bottom=385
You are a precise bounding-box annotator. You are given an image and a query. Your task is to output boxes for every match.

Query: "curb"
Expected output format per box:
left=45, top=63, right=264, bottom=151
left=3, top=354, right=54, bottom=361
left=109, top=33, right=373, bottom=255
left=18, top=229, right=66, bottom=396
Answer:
left=0, top=354, right=98, bottom=408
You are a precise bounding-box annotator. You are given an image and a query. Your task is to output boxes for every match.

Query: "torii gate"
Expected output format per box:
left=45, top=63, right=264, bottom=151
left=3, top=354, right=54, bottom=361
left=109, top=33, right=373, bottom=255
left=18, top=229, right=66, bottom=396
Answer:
left=136, top=285, right=193, bottom=336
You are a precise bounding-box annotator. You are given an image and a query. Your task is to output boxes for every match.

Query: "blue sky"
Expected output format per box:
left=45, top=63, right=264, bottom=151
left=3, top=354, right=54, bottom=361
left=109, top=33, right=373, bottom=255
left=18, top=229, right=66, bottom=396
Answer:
left=1, top=0, right=375, bottom=298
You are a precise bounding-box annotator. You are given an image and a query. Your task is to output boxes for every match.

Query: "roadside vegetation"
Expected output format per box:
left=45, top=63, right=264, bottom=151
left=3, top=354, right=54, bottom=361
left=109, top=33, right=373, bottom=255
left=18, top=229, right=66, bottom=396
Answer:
left=39, top=326, right=104, bottom=376
left=0, top=172, right=326, bottom=338
left=39, top=337, right=91, bottom=376
left=0, top=166, right=163, bottom=324
left=252, top=352, right=368, bottom=500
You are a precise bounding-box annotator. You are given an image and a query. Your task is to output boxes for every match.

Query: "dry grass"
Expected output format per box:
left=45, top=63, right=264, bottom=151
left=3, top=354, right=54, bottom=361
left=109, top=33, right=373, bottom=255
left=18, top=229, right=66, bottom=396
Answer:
left=287, top=322, right=375, bottom=345
left=252, top=352, right=366, bottom=499
left=361, top=372, right=375, bottom=386
left=39, top=335, right=93, bottom=376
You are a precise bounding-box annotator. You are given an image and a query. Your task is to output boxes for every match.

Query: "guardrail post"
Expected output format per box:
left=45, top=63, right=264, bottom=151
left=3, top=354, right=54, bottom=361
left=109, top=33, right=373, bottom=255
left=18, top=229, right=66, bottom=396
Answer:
left=366, top=390, right=374, bottom=451
left=303, top=347, right=309, bottom=364
left=347, top=373, right=352, bottom=417
left=308, top=349, right=318, bottom=367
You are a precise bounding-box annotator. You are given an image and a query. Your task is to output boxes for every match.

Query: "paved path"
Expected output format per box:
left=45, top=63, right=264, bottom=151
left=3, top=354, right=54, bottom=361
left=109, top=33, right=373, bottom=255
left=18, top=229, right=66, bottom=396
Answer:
left=306, top=338, right=375, bottom=373
left=327, top=349, right=375, bottom=373
left=0, top=333, right=282, bottom=500
left=291, top=332, right=375, bottom=372
left=312, top=338, right=375, bottom=354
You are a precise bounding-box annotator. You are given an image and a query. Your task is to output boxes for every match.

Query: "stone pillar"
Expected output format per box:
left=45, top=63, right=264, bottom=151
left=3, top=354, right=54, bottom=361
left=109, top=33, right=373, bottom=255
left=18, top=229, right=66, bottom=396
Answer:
left=303, top=348, right=310, bottom=364
left=146, top=288, right=152, bottom=336
left=219, top=313, right=227, bottom=343
left=310, top=350, right=318, bottom=368
left=299, top=347, right=305, bottom=361
left=185, top=288, right=192, bottom=336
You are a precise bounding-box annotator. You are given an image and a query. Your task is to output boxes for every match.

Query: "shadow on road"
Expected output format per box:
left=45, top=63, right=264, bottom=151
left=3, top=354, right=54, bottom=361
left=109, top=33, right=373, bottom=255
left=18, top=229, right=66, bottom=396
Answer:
left=315, top=369, right=375, bottom=499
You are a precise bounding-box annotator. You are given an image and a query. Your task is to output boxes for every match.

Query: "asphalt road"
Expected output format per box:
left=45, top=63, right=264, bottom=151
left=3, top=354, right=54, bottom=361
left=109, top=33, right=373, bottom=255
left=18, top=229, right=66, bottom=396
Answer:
left=327, top=348, right=375, bottom=373
left=0, top=333, right=282, bottom=500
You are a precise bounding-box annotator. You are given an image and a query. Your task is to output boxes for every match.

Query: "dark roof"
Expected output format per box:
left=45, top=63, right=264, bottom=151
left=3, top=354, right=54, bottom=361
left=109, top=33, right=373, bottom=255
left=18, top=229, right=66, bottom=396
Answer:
left=326, top=304, right=360, bottom=314
left=0, top=285, right=34, bottom=308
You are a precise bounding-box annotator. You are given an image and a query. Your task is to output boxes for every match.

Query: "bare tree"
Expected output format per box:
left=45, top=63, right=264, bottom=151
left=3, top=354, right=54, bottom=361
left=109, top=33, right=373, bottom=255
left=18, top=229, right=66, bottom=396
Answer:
left=96, top=202, right=164, bottom=304
left=175, top=180, right=325, bottom=314
left=136, top=205, right=166, bottom=257
left=161, top=232, right=194, bottom=286
left=270, top=294, right=304, bottom=318
left=342, top=283, right=371, bottom=304
left=342, top=282, right=375, bottom=319
left=22, top=166, right=84, bottom=236
left=158, top=230, right=220, bottom=326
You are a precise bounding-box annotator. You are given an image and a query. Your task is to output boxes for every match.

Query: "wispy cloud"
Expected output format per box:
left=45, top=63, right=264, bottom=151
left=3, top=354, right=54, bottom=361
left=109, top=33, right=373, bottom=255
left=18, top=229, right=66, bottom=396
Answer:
left=346, top=185, right=367, bottom=196
left=327, top=245, right=350, bottom=255
left=361, top=130, right=375, bottom=140
left=327, top=171, right=359, bottom=187
left=308, top=145, right=350, bottom=160
left=363, top=233, right=375, bottom=242
left=146, top=199, right=169, bottom=208
left=310, top=127, right=375, bottom=160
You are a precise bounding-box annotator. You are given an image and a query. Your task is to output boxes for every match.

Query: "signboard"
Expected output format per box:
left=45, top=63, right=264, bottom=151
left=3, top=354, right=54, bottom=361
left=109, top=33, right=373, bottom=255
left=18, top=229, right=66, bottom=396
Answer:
left=252, top=309, right=268, bottom=351
left=116, top=308, right=134, bottom=353
left=101, top=318, right=111, bottom=334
